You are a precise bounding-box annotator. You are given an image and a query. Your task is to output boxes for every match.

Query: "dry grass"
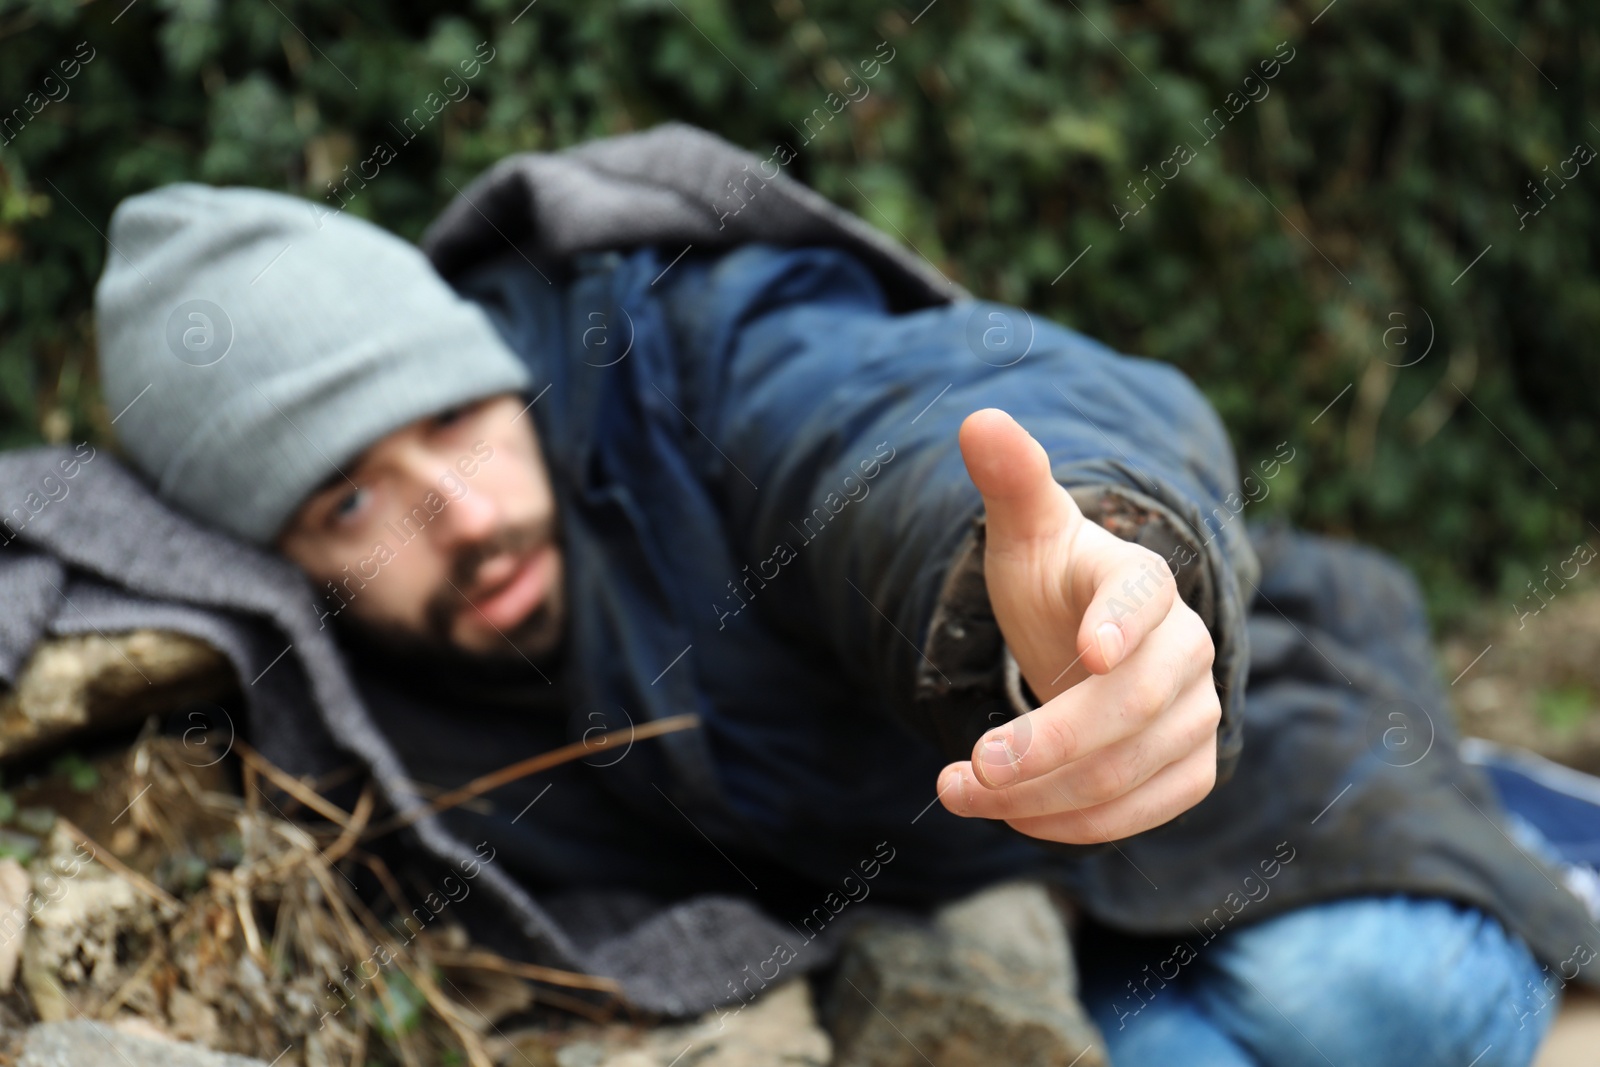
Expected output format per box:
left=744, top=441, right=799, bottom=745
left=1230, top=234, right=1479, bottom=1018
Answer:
left=16, top=732, right=633, bottom=1067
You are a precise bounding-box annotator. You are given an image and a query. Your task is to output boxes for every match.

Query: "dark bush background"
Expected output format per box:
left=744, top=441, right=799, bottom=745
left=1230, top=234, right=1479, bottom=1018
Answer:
left=1, top=0, right=1596, bottom=622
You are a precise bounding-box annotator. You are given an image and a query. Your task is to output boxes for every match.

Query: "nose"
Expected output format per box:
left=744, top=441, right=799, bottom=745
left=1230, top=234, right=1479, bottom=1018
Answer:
left=395, top=442, right=498, bottom=547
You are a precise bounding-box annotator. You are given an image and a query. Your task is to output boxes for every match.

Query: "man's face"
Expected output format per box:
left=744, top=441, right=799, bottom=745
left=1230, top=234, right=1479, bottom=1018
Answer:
left=277, top=393, right=565, bottom=662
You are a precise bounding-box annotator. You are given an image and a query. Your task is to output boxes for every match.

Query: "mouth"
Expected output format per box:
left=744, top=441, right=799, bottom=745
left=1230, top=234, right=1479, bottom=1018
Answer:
left=464, top=543, right=556, bottom=631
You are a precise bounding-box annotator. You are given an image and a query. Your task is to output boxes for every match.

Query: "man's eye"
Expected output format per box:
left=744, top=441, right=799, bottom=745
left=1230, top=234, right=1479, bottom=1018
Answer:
left=330, top=486, right=368, bottom=524
left=434, top=406, right=464, bottom=427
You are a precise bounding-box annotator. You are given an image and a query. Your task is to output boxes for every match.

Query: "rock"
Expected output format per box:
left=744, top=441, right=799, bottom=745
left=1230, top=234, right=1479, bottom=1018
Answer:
left=0, top=631, right=236, bottom=760
left=20, top=827, right=162, bottom=1023
left=167, top=987, right=223, bottom=1048
left=824, top=879, right=1108, bottom=1067
left=541, top=978, right=831, bottom=1067
left=18, top=1019, right=270, bottom=1066
left=0, top=857, right=33, bottom=992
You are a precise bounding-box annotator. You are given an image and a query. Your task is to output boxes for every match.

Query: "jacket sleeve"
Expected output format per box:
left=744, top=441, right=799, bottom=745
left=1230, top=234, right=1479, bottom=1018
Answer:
left=658, top=243, right=1257, bottom=784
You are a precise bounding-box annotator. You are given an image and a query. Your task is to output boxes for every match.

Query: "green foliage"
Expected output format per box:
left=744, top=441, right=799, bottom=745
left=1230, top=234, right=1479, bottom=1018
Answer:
left=0, top=830, right=38, bottom=865
left=1, top=0, right=1596, bottom=622
left=49, top=751, right=98, bottom=792
left=13, top=804, right=54, bottom=834
left=1535, top=685, right=1593, bottom=735
left=365, top=968, right=426, bottom=1039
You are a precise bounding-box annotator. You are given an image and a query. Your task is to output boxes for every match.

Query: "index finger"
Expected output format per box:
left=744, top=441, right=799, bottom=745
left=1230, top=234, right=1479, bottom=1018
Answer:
left=1074, top=542, right=1177, bottom=675
left=970, top=600, right=1204, bottom=789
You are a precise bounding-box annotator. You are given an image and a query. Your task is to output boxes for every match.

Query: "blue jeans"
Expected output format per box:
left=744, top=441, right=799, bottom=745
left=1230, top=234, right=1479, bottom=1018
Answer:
left=1077, top=895, right=1556, bottom=1067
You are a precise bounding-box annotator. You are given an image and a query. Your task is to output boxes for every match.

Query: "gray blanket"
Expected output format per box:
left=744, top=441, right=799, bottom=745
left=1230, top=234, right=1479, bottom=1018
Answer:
left=0, top=124, right=969, bottom=1016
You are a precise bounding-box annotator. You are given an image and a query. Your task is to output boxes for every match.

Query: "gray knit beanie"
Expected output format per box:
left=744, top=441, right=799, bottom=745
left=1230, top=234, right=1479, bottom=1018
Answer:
left=94, top=183, right=532, bottom=545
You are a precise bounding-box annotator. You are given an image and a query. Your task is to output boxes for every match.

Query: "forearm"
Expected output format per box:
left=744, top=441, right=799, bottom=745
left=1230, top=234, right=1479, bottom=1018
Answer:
left=661, top=243, right=1255, bottom=775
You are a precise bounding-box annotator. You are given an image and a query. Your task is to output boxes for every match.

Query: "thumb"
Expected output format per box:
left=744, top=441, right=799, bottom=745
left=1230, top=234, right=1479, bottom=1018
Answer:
left=958, top=408, right=1081, bottom=551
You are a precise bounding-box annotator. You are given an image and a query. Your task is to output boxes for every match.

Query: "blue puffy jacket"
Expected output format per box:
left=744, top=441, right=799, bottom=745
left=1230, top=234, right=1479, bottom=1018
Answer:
left=420, top=237, right=1593, bottom=987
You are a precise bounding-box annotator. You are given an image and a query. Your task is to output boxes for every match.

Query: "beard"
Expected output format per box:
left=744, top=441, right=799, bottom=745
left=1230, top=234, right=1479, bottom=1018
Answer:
left=339, top=517, right=567, bottom=671
left=428, top=516, right=566, bottom=662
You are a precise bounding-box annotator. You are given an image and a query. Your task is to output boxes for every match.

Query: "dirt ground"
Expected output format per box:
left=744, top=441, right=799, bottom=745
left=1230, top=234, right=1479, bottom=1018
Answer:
left=1537, top=991, right=1600, bottom=1066
left=1440, top=582, right=1600, bottom=774
left=1439, top=584, right=1600, bottom=1067
left=0, top=581, right=1596, bottom=1064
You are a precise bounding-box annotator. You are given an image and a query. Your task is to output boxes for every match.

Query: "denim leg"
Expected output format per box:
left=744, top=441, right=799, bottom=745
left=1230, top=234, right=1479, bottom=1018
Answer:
left=1079, top=922, right=1257, bottom=1067
left=1083, top=979, right=1256, bottom=1067
left=1187, top=894, right=1555, bottom=1067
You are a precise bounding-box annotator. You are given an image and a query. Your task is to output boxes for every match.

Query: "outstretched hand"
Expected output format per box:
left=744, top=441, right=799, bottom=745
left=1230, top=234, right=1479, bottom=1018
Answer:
left=937, top=408, right=1221, bottom=844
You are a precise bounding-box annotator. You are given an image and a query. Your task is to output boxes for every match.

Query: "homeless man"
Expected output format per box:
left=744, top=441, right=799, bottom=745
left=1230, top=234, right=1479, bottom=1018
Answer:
left=82, top=143, right=1593, bottom=1066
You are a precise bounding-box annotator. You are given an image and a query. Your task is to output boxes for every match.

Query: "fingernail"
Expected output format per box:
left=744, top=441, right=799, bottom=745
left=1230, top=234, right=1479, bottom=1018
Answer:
left=945, top=767, right=970, bottom=814
left=1097, top=621, right=1126, bottom=669
left=978, top=732, right=1020, bottom=785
